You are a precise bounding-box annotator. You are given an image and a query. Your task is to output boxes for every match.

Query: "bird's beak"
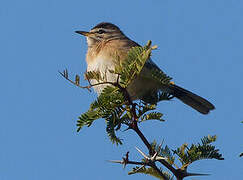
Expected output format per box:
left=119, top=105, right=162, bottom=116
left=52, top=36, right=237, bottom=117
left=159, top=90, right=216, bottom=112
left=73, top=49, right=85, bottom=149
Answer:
left=75, top=31, right=92, bottom=37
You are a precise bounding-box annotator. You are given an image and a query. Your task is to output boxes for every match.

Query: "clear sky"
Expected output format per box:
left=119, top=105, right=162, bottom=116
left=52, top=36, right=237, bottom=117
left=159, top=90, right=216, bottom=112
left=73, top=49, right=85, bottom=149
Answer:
left=1, top=0, right=243, bottom=179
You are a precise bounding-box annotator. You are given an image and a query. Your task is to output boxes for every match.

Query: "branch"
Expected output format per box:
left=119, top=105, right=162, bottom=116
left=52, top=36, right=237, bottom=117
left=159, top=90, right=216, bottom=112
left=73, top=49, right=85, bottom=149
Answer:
left=59, top=69, right=117, bottom=91
left=111, top=76, right=172, bottom=179
left=132, top=122, right=154, bottom=155
left=59, top=70, right=91, bottom=91
left=109, top=160, right=147, bottom=166
left=128, top=106, right=190, bottom=180
left=109, top=151, right=169, bottom=180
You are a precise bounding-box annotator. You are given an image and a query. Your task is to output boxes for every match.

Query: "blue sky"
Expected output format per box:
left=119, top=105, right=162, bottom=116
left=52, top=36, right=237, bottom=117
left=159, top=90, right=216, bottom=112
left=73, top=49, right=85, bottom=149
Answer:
left=1, top=0, right=243, bottom=179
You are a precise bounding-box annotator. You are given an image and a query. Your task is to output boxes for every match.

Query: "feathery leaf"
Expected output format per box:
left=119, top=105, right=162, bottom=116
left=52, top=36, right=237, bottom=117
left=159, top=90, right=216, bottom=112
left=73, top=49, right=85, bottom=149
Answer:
left=85, top=71, right=103, bottom=82
left=128, top=166, right=173, bottom=180
left=173, top=135, right=224, bottom=169
left=140, top=112, right=164, bottom=122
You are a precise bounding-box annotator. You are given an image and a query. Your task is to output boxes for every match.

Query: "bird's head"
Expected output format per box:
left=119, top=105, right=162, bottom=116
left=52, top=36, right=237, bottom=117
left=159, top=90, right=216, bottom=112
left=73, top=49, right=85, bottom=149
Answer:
left=75, top=22, right=125, bottom=47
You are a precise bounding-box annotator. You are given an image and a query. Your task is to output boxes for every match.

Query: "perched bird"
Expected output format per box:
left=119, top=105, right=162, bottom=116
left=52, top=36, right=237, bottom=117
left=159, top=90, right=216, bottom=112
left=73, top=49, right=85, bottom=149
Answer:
left=75, top=22, right=215, bottom=114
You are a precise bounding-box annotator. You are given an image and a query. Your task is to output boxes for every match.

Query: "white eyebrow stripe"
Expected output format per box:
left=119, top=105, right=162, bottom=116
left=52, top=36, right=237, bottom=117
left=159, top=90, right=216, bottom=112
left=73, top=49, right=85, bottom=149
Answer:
left=91, top=28, right=117, bottom=33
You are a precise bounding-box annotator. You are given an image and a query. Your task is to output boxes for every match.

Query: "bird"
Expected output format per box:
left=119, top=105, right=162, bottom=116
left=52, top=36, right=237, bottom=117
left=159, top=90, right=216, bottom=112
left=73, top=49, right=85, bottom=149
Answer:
left=75, top=22, right=215, bottom=114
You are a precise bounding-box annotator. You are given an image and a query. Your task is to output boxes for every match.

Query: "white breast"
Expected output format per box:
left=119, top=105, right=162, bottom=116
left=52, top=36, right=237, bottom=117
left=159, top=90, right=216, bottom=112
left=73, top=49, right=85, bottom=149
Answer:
left=87, top=56, right=118, bottom=94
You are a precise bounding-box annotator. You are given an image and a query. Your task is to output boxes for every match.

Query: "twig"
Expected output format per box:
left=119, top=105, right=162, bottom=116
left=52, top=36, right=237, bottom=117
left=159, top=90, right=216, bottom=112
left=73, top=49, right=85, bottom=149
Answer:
left=109, top=151, right=147, bottom=168
left=59, top=70, right=119, bottom=91
left=59, top=70, right=91, bottom=91
left=108, top=160, right=147, bottom=166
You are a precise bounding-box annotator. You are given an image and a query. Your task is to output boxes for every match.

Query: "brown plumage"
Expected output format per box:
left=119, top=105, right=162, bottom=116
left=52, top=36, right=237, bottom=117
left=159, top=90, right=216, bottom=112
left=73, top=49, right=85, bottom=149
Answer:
left=168, top=84, right=215, bottom=114
left=76, top=22, right=215, bottom=114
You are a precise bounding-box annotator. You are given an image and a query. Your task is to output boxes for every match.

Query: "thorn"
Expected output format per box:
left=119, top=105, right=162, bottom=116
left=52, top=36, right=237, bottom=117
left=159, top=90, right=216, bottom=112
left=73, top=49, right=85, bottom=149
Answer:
left=135, top=146, right=167, bottom=162
left=64, top=69, right=68, bottom=78
left=151, top=152, right=158, bottom=161
left=135, top=147, right=149, bottom=159
left=107, top=152, right=130, bottom=168
left=107, top=160, right=123, bottom=164
left=133, top=165, right=146, bottom=173
left=155, top=156, right=167, bottom=161
left=184, top=172, right=210, bottom=177
left=122, top=151, right=129, bottom=168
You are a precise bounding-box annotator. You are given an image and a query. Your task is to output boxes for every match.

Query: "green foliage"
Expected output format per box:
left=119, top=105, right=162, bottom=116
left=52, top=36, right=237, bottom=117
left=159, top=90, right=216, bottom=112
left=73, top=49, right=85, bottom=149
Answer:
left=76, top=41, right=170, bottom=145
left=77, top=109, right=101, bottom=132
left=90, top=86, right=124, bottom=110
left=77, top=84, right=166, bottom=144
left=128, top=166, right=173, bottom=180
left=78, top=86, right=125, bottom=145
left=173, top=135, right=224, bottom=169
left=140, top=112, right=164, bottom=122
left=114, top=44, right=153, bottom=87
left=106, top=113, right=123, bottom=145
left=137, top=103, right=156, bottom=117
left=151, top=68, right=172, bottom=86
left=85, top=71, right=103, bottom=82
left=129, top=137, right=223, bottom=179
left=140, top=87, right=173, bottom=105
left=61, top=40, right=223, bottom=179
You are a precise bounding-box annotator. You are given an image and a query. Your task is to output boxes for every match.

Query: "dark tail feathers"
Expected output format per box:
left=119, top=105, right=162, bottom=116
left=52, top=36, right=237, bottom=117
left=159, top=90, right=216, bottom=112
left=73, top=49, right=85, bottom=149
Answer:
left=169, top=84, right=215, bottom=114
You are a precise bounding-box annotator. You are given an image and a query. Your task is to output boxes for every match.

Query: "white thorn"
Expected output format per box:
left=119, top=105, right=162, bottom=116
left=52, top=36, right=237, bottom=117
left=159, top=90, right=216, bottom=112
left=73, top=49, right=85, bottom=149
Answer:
left=108, top=160, right=123, bottom=164
left=134, top=165, right=146, bottom=172
left=151, top=152, right=158, bottom=161
left=156, top=156, right=167, bottom=160
left=135, top=147, right=149, bottom=159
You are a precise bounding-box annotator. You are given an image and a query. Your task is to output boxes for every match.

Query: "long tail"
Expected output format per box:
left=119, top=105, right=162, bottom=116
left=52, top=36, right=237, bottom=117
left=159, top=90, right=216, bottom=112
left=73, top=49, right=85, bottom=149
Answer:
left=168, top=84, right=215, bottom=114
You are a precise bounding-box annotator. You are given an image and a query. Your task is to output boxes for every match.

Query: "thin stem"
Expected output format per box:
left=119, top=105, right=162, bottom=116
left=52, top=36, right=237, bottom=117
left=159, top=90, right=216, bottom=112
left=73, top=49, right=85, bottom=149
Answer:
left=132, top=122, right=154, bottom=155
left=89, top=81, right=116, bottom=87
left=59, top=70, right=117, bottom=91
left=59, top=71, right=91, bottom=91
left=126, top=160, right=146, bottom=166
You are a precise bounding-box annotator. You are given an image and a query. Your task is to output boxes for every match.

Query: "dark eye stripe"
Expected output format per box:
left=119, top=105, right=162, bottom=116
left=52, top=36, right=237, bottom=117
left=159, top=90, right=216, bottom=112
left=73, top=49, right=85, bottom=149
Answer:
left=97, top=29, right=105, bottom=34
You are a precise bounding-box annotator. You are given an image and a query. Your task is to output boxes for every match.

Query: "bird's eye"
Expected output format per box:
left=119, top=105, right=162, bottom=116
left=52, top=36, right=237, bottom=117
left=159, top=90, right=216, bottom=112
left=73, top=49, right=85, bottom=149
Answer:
left=97, top=29, right=105, bottom=34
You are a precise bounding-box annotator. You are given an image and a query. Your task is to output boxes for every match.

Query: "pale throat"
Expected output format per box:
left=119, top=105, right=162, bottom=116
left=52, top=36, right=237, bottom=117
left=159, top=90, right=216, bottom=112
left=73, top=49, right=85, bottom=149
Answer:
left=86, top=37, right=98, bottom=48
